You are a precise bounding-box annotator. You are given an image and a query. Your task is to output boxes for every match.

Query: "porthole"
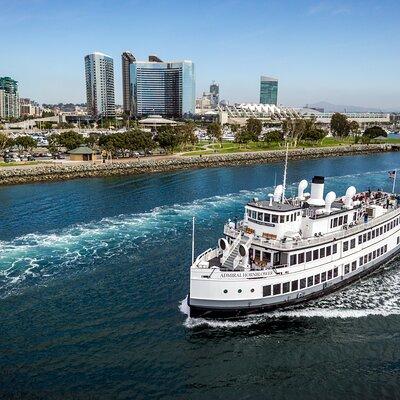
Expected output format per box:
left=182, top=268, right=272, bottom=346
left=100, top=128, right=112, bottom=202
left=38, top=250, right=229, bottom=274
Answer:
left=250, top=288, right=255, bottom=293
left=238, top=289, right=242, bottom=293
left=223, top=289, right=228, bottom=294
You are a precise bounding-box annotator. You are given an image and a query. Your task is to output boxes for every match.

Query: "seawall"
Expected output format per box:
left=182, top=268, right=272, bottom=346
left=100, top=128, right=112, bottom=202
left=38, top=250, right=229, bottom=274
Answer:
left=0, top=144, right=396, bottom=186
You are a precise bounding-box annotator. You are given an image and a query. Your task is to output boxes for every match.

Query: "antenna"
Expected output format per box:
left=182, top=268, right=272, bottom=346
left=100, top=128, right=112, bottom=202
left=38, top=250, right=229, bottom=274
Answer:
left=392, top=169, right=397, bottom=194
left=191, top=217, right=195, bottom=265
left=282, top=142, right=289, bottom=202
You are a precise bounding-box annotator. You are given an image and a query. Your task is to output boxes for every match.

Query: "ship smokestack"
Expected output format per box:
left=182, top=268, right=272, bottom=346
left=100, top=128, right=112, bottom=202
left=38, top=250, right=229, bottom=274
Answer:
left=308, top=176, right=325, bottom=206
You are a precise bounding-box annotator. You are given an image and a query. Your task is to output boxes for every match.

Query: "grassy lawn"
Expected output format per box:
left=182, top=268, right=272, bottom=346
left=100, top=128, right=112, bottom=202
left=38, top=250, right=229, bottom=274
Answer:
left=181, top=136, right=400, bottom=156
left=0, top=161, right=41, bottom=167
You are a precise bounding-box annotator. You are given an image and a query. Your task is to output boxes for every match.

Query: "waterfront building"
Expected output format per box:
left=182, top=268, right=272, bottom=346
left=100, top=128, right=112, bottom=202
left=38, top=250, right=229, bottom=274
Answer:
left=84, top=52, right=115, bottom=118
left=122, top=51, right=136, bottom=116
left=260, top=76, right=278, bottom=105
left=218, top=103, right=299, bottom=125
left=0, top=77, right=20, bottom=119
left=125, top=52, right=195, bottom=118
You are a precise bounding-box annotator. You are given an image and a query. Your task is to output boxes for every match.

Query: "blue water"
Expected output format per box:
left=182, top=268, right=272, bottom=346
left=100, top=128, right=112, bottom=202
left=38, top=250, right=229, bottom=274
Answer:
left=1, top=153, right=400, bottom=399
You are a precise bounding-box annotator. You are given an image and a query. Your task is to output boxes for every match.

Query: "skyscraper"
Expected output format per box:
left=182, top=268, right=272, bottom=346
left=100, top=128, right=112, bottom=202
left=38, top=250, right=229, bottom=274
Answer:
left=0, top=76, right=20, bottom=119
left=209, top=81, right=219, bottom=108
left=260, top=76, right=278, bottom=105
left=125, top=53, right=195, bottom=118
left=122, top=51, right=136, bottom=116
left=84, top=52, right=115, bottom=118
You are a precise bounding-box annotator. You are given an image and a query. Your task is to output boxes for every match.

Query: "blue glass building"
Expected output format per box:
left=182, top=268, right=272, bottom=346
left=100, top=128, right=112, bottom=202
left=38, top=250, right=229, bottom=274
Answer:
left=260, top=76, right=278, bottom=105
left=128, top=55, right=195, bottom=118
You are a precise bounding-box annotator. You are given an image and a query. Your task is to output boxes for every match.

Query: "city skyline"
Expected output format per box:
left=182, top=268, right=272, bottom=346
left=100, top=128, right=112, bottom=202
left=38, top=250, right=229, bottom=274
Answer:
left=2, top=0, right=400, bottom=109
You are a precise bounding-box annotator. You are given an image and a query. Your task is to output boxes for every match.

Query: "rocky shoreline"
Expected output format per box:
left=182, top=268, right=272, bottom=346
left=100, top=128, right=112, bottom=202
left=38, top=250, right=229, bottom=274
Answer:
left=0, top=144, right=396, bottom=186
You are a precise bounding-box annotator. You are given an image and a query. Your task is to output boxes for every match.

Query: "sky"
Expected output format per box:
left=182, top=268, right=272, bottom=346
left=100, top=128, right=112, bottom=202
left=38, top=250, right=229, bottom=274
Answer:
left=1, top=0, right=400, bottom=109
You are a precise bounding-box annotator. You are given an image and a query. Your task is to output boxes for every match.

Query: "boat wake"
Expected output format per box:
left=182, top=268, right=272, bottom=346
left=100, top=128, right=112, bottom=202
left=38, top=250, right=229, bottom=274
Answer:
left=181, top=260, right=400, bottom=329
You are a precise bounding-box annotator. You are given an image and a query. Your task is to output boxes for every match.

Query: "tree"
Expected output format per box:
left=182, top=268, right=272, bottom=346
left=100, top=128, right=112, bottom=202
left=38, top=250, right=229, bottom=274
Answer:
left=331, top=113, right=350, bottom=137
left=263, top=130, right=284, bottom=143
left=124, top=130, right=155, bottom=152
left=48, top=133, right=61, bottom=153
left=245, top=118, right=262, bottom=141
left=207, top=122, right=222, bottom=147
left=58, top=130, right=84, bottom=150
left=234, top=128, right=252, bottom=147
left=0, top=133, right=12, bottom=154
left=155, top=128, right=182, bottom=153
left=283, top=118, right=307, bottom=146
left=178, top=122, right=198, bottom=148
left=363, top=126, right=387, bottom=139
left=14, top=135, right=37, bottom=151
left=85, top=133, right=100, bottom=149
left=349, top=120, right=360, bottom=135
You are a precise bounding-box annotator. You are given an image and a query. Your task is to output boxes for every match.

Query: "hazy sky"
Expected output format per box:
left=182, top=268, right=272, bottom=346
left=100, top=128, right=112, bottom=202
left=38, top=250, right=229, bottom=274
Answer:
left=2, top=0, right=399, bottom=108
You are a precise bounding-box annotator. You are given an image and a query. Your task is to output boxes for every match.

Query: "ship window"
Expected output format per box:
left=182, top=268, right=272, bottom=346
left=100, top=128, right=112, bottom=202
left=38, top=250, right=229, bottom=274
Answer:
left=372, top=230, right=375, bottom=239
left=359, top=257, right=363, bottom=266
left=252, top=211, right=256, bottom=219
left=344, top=215, right=348, bottom=224
left=345, top=264, right=350, bottom=274
left=223, top=289, right=228, bottom=293
left=380, top=227, right=383, bottom=235
left=328, top=270, right=333, bottom=280
left=333, top=218, right=338, bottom=227
left=367, top=232, right=371, bottom=241
left=320, top=247, right=325, bottom=258
left=280, top=215, right=285, bottom=223
left=334, top=267, right=339, bottom=277
left=315, top=274, right=320, bottom=284
left=300, top=278, right=306, bottom=289
left=286, top=215, right=290, bottom=222
left=358, top=235, right=362, bottom=244
left=273, top=284, right=281, bottom=295
left=307, top=276, right=313, bottom=287
left=333, top=244, right=338, bottom=254
left=247, top=210, right=251, bottom=217
left=321, top=272, right=327, bottom=282
left=326, top=246, right=331, bottom=256
left=351, top=261, right=356, bottom=271
left=385, top=245, right=388, bottom=252
left=290, top=214, right=294, bottom=222
left=263, top=285, right=271, bottom=297
left=343, top=241, right=349, bottom=252
left=298, top=253, right=305, bottom=263
left=291, top=280, right=298, bottom=291
left=306, top=251, right=312, bottom=262
left=264, top=213, right=270, bottom=222
left=350, top=239, right=356, bottom=249
left=363, top=233, right=367, bottom=242
left=313, top=249, right=319, bottom=260
left=283, top=282, right=290, bottom=293
left=290, top=254, right=297, bottom=265
left=257, top=212, right=263, bottom=221
left=368, top=253, right=372, bottom=262
left=272, top=215, right=278, bottom=223
left=373, top=250, right=376, bottom=259
left=238, top=289, right=242, bottom=293
left=364, top=255, right=368, bottom=264
left=251, top=288, right=255, bottom=293
left=339, top=216, right=343, bottom=225
left=255, top=250, right=261, bottom=260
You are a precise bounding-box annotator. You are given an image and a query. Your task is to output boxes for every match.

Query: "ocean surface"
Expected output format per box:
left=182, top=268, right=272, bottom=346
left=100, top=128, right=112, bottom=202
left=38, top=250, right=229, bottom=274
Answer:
left=1, top=153, right=400, bottom=399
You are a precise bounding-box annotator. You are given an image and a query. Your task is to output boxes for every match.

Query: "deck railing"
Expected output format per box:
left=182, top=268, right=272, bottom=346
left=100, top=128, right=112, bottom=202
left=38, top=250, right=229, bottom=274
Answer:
left=224, top=205, right=400, bottom=251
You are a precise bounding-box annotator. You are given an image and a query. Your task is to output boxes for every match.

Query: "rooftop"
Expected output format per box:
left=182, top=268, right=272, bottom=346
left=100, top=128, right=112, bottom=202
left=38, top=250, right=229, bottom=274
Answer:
left=68, top=145, right=94, bottom=155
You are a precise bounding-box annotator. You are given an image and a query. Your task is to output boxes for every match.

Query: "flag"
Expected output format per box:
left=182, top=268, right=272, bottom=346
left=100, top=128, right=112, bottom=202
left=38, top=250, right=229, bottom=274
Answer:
left=388, top=170, right=396, bottom=179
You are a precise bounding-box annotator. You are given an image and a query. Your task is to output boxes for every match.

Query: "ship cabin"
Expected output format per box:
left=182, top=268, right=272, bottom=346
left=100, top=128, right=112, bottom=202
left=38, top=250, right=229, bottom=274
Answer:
left=220, top=176, right=395, bottom=271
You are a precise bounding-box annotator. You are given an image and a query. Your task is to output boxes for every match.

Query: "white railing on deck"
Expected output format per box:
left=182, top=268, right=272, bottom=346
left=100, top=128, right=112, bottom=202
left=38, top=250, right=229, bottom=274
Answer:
left=224, top=206, right=400, bottom=251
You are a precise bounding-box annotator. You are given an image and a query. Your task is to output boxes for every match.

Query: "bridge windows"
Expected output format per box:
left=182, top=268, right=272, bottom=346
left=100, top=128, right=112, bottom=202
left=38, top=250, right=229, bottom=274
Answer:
left=273, top=283, right=281, bottom=295
left=263, top=285, right=271, bottom=297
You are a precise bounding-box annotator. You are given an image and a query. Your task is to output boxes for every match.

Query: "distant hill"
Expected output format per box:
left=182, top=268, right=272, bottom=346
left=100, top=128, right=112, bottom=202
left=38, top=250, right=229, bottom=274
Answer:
left=306, top=101, right=395, bottom=113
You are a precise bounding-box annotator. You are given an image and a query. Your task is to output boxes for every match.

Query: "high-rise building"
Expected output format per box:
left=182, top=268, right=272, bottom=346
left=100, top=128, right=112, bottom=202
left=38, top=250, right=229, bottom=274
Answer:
left=124, top=52, right=195, bottom=118
left=84, top=52, right=115, bottom=118
left=209, top=81, right=219, bottom=108
left=122, top=51, right=136, bottom=115
left=0, top=77, right=20, bottom=119
left=260, top=76, right=278, bottom=105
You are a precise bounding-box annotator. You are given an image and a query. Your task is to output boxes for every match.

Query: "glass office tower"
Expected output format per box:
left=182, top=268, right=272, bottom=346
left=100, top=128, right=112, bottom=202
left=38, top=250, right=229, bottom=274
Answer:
left=0, top=77, right=20, bottom=118
left=260, top=76, right=278, bottom=105
left=84, top=52, right=115, bottom=118
left=128, top=55, right=195, bottom=118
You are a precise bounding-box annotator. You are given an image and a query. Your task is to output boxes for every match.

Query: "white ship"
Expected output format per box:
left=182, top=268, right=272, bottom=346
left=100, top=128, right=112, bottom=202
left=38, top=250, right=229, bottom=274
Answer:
left=188, top=161, right=400, bottom=318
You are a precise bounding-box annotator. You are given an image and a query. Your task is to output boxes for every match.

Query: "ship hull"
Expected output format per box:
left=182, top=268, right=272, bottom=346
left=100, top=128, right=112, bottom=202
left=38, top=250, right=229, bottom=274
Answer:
left=188, top=247, right=400, bottom=319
